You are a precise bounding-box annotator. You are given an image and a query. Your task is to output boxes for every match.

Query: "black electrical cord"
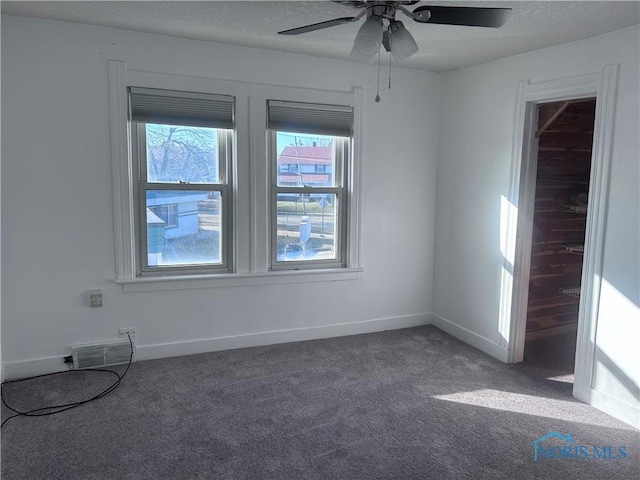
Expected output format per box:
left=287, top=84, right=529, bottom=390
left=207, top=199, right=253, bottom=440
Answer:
left=1, top=335, right=134, bottom=428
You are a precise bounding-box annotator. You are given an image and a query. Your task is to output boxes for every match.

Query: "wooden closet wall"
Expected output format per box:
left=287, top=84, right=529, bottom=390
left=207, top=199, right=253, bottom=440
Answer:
left=525, top=99, right=596, bottom=336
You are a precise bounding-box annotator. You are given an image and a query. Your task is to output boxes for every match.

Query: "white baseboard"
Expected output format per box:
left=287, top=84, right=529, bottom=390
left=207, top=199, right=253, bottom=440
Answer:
left=430, top=313, right=509, bottom=362
left=3, top=355, right=68, bottom=381
left=590, top=389, right=640, bottom=430
left=574, top=382, right=639, bottom=429
left=3, top=313, right=431, bottom=380
left=136, top=313, right=431, bottom=362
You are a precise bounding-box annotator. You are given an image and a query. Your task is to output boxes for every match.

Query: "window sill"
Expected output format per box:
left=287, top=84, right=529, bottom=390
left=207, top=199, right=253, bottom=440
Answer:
left=115, top=267, right=363, bottom=292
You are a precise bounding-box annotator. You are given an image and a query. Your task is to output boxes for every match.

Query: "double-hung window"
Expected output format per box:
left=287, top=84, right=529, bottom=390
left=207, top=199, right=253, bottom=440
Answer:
left=129, top=87, right=234, bottom=275
left=267, top=100, right=353, bottom=269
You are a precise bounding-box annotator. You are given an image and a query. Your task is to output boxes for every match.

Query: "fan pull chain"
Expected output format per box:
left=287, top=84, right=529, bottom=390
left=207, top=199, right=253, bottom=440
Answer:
left=388, top=49, right=392, bottom=90
left=375, top=48, right=381, bottom=103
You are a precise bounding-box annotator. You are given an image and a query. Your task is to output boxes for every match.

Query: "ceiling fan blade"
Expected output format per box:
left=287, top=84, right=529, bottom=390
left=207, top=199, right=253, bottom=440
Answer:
left=412, top=6, right=512, bottom=28
left=331, top=1, right=367, bottom=8
left=278, top=17, right=358, bottom=35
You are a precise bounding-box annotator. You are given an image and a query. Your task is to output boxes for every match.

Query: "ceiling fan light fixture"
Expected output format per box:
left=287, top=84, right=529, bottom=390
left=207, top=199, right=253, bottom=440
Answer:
left=350, top=43, right=378, bottom=63
left=352, top=15, right=383, bottom=56
left=389, top=21, right=418, bottom=62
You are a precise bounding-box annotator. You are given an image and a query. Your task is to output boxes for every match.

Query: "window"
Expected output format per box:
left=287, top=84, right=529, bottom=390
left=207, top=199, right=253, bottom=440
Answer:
left=109, top=61, right=361, bottom=289
left=129, top=87, right=234, bottom=275
left=268, top=100, right=353, bottom=269
left=148, top=204, right=178, bottom=228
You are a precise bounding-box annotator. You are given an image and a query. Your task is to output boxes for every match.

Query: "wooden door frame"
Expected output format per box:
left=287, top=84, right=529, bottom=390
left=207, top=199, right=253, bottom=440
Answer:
left=506, top=65, right=619, bottom=405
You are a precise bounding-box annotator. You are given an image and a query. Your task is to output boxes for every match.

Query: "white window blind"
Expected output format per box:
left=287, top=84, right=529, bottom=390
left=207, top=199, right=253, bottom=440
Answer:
left=267, top=100, right=352, bottom=137
left=129, top=87, right=234, bottom=129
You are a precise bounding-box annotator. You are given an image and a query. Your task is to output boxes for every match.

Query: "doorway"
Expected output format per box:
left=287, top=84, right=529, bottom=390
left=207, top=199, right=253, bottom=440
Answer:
left=522, top=99, right=596, bottom=377
left=507, top=66, right=619, bottom=416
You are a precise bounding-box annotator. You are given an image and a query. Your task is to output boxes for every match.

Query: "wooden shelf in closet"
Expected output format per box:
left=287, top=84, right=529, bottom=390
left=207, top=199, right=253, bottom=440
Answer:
left=562, top=243, right=584, bottom=255
left=559, top=286, right=581, bottom=298
left=562, top=204, right=587, bottom=214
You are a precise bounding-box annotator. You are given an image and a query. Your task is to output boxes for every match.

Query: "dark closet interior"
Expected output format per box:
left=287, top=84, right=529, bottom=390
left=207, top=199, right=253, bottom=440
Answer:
left=523, top=98, right=596, bottom=370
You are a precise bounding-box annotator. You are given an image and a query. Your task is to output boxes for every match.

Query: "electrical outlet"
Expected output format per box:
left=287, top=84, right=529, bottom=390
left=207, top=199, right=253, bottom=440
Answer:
left=87, top=289, right=103, bottom=308
left=119, top=327, right=137, bottom=338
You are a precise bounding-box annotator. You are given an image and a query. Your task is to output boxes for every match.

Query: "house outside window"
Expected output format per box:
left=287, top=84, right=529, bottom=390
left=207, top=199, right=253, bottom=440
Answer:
left=268, top=100, right=353, bottom=269
left=148, top=203, right=178, bottom=228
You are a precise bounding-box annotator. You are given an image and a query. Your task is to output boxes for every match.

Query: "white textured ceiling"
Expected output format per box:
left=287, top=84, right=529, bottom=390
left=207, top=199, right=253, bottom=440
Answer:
left=2, top=1, right=639, bottom=71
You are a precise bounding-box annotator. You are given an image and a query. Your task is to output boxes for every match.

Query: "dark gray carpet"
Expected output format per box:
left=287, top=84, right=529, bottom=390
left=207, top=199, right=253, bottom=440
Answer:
left=2, top=326, right=638, bottom=479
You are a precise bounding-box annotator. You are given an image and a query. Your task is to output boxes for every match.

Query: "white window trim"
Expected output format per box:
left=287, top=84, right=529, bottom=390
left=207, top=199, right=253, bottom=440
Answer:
left=108, top=61, right=363, bottom=292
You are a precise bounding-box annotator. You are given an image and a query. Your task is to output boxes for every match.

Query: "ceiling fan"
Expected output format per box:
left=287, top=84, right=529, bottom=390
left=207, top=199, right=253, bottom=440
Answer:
left=278, top=1, right=512, bottom=62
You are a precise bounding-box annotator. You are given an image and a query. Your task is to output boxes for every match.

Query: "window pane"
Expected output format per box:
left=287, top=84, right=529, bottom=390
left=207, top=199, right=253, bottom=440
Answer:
left=146, top=190, right=222, bottom=267
left=145, top=124, right=221, bottom=184
left=276, top=193, right=337, bottom=262
left=276, top=132, right=337, bottom=187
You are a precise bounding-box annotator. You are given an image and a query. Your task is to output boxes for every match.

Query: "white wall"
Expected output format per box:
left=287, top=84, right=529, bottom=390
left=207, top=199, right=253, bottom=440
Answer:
left=433, top=26, right=639, bottom=425
left=0, top=16, right=440, bottom=377
left=0, top=15, right=2, bottom=383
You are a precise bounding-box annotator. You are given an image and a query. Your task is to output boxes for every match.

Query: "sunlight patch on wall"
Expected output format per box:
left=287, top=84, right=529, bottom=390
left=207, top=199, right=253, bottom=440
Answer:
left=500, top=194, right=517, bottom=264
left=499, top=266, right=513, bottom=345
left=592, top=278, right=640, bottom=403
left=498, top=194, right=518, bottom=344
